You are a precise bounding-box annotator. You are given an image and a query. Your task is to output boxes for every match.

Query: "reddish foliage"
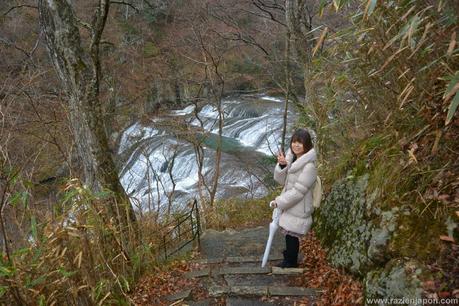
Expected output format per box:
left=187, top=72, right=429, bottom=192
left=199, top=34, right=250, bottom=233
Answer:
left=293, top=231, right=364, bottom=306
left=130, top=258, right=219, bottom=305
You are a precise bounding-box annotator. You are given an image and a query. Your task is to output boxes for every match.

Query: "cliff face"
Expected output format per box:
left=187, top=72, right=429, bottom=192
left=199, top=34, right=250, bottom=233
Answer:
left=314, top=171, right=457, bottom=302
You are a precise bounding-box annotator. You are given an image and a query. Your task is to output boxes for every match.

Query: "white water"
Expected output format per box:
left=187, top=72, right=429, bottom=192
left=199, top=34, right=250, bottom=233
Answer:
left=118, top=95, right=296, bottom=213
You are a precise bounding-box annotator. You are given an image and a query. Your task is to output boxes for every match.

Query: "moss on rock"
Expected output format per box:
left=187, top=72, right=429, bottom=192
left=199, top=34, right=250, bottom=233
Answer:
left=365, top=259, right=425, bottom=304
left=314, top=171, right=451, bottom=303
left=389, top=209, right=448, bottom=261
left=315, top=174, right=374, bottom=275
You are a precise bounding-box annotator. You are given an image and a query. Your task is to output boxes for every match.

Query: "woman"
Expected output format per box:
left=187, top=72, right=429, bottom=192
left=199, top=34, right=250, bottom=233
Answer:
left=270, top=128, right=317, bottom=268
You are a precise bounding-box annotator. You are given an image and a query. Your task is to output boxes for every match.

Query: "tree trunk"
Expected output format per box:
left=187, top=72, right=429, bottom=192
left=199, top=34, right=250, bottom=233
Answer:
left=285, top=0, right=314, bottom=104
left=281, top=30, right=291, bottom=153
left=38, top=1, right=136, bottom=230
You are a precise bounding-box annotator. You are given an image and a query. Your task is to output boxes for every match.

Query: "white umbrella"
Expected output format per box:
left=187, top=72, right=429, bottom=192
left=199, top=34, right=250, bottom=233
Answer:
left=261, top=207, right=281, bottom=267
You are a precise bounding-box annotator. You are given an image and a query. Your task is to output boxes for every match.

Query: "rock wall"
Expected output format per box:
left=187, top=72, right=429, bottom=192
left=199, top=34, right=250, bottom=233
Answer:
left=314, top=174, right=429, bottom=303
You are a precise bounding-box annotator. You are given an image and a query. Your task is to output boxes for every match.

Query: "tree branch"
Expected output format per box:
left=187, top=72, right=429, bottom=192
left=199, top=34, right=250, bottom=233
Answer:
left=251, top=0, right=286, bottom=26
left=0, top=36, right=30, bottom=57
left=110, top=1, right=140, bottom=13
left=2, top=4, right=37, bottom=17
left=208, top=10, right=270, bottom=56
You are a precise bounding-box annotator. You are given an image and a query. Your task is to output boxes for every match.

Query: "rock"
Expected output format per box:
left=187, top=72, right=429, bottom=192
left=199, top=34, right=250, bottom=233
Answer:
left=315, top=173, right=433, bottom=303
left=268, top=287, right=318, bottom=297
left=231, top=286, right=268, bottom=296
left=225, top=298, right=274, bottom=306
left=166, top=289, right=192, bottom=301
left=271, top=267, right=304, bottom=275
left=217, top=267, right=271, bottom=275
left=315, top=174, right=373, bottom=275
left=368, top=207, right=402, bottom=264
left=365, top=259, right=424, bottom=302
left=208, top=286, right=230, bottom=297
left=185, top=268, right=210, bottom=278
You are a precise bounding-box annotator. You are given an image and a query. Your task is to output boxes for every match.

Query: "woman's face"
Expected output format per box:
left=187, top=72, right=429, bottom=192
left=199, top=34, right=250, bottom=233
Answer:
left=291, top=141, right=305, bottom=156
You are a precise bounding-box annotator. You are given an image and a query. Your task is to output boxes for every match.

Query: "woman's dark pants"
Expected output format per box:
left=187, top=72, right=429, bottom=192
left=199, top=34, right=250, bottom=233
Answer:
left=282, top=234, right=299, bottom=267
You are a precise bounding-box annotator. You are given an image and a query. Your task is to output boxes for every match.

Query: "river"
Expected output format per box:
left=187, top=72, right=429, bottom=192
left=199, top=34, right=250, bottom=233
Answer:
left=117, top=94, right=296, bottom=213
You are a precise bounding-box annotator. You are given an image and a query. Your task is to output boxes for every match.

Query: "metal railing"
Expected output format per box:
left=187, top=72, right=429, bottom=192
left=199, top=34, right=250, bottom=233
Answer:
left=159, top=199, right=201, bottom=260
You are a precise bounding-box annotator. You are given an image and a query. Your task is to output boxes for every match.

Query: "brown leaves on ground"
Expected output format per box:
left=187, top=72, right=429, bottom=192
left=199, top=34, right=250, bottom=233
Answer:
left=130, top=258, right=209, bottom=305
left=423, top=243, right=459, bottom=301
left=130, top=231, right=363, bottom=305
left=293, top=231, right=363, bottom=306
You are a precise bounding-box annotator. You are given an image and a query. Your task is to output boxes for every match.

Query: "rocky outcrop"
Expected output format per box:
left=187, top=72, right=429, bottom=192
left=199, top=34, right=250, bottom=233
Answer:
left=314, top=174, right=431, bottom=303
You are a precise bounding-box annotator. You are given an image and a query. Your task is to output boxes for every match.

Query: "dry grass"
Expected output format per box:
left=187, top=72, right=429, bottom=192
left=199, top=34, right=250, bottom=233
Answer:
left=202, top=192, right=279, bottom=230
left=0, top=179, right=201, bottom=305
left=307, top=0, right=458, bottom=217
left=301, top=0, right=458, bottom=295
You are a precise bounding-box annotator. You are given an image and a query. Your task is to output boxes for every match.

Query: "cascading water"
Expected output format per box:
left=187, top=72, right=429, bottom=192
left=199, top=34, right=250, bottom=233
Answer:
left=118, top=95, right=296, bottom=213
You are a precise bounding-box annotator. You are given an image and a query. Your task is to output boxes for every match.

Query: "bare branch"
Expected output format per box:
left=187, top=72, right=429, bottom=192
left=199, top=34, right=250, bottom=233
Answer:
left=251, top=0, right=286, bottom=26
left=2, top=4, right=37, bottom=17
left=29, top=31, right=42, bottom=58
left=91, top=0, right=110, bottom=49
left=76, top=17, right=92, bottom=31
left=0, top=36, right=30, bottom=57
left=255, top=0, right=285, bottom=12
left=208, top=11, right=271, bottom=56
left=240, top=8, right=286, bottom=27
left=110, top=1, right=140, bottom=13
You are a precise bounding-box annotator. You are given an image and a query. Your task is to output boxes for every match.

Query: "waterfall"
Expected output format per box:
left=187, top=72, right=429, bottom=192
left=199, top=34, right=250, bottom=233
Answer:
left=118, top=95, right=295, bottom=213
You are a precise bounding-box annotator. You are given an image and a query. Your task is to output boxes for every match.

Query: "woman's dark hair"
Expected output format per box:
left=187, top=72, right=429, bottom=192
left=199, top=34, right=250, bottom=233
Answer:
left=290, top=128, right=313, bottom=158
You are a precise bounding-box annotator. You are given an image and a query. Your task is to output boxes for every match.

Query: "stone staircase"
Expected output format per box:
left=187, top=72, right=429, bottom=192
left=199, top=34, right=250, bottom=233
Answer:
left=166, top=226, right=320, bottom=305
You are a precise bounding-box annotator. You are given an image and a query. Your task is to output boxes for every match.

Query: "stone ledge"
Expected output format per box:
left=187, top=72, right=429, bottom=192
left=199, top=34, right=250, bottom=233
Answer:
left=184, top=268, right=211, bottom=278
left=226, top=255, right=283, bottom=263
left=271, top=267, right=304, bottom=275
left=166, top=289, right=192, bottom=301
left=192, top=255, right=283, bottom=265
left=187, top=266, right=304, bottom=278
left=208, top=285, right=319, bottom=297
left=232, top=286, right=268, bottom=296
left=191, top=258, right=224, bottom=265
left=216, top=266, right=272, bottom=275
left=208, top=286, right=267, bottom=297
left=208, top=285, right=230, bottom=297
left=268, top=286, right=318, bottom=297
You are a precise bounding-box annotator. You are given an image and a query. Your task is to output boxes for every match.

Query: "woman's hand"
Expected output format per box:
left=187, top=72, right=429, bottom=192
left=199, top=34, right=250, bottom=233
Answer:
left=277, top=151, right=287, bottom=166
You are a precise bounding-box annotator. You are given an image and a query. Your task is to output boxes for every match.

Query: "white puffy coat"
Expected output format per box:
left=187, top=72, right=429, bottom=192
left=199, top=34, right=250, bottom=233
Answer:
left=274, top=148, right=317, bottom=235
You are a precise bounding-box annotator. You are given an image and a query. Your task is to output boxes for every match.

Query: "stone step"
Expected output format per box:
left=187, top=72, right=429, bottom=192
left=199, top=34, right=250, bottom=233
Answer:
left=225, top=297, right=285, bottom=306
left=185, top=266, right=304, bottom=279
left=208, top=285, right=319, bottom=298
left=186, top=299, right=214, bottom=306
left=217, top=266, right=272, bottom=275
left=224, top=274, right=291, bottom=287
left=271, top=266, right=305, bottom=275
left=166, top=289, right=192, bottom=302
left=225, top=297, right=311, bottom=306
left=192, top=254, right=283, bottom=265
left=185, top=267, right=211, bottom=278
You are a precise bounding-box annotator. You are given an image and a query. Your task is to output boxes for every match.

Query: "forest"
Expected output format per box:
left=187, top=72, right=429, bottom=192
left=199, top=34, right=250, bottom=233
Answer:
left=0, top=0, right=458, bottom=305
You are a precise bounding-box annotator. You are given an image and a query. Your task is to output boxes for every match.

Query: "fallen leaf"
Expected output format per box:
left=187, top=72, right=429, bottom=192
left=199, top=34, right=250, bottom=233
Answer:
left=439, top=235, right=455, bottom=243
left=438, top=291, right=451, bottom=298
left=423, top=280, right=436, bottom=291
